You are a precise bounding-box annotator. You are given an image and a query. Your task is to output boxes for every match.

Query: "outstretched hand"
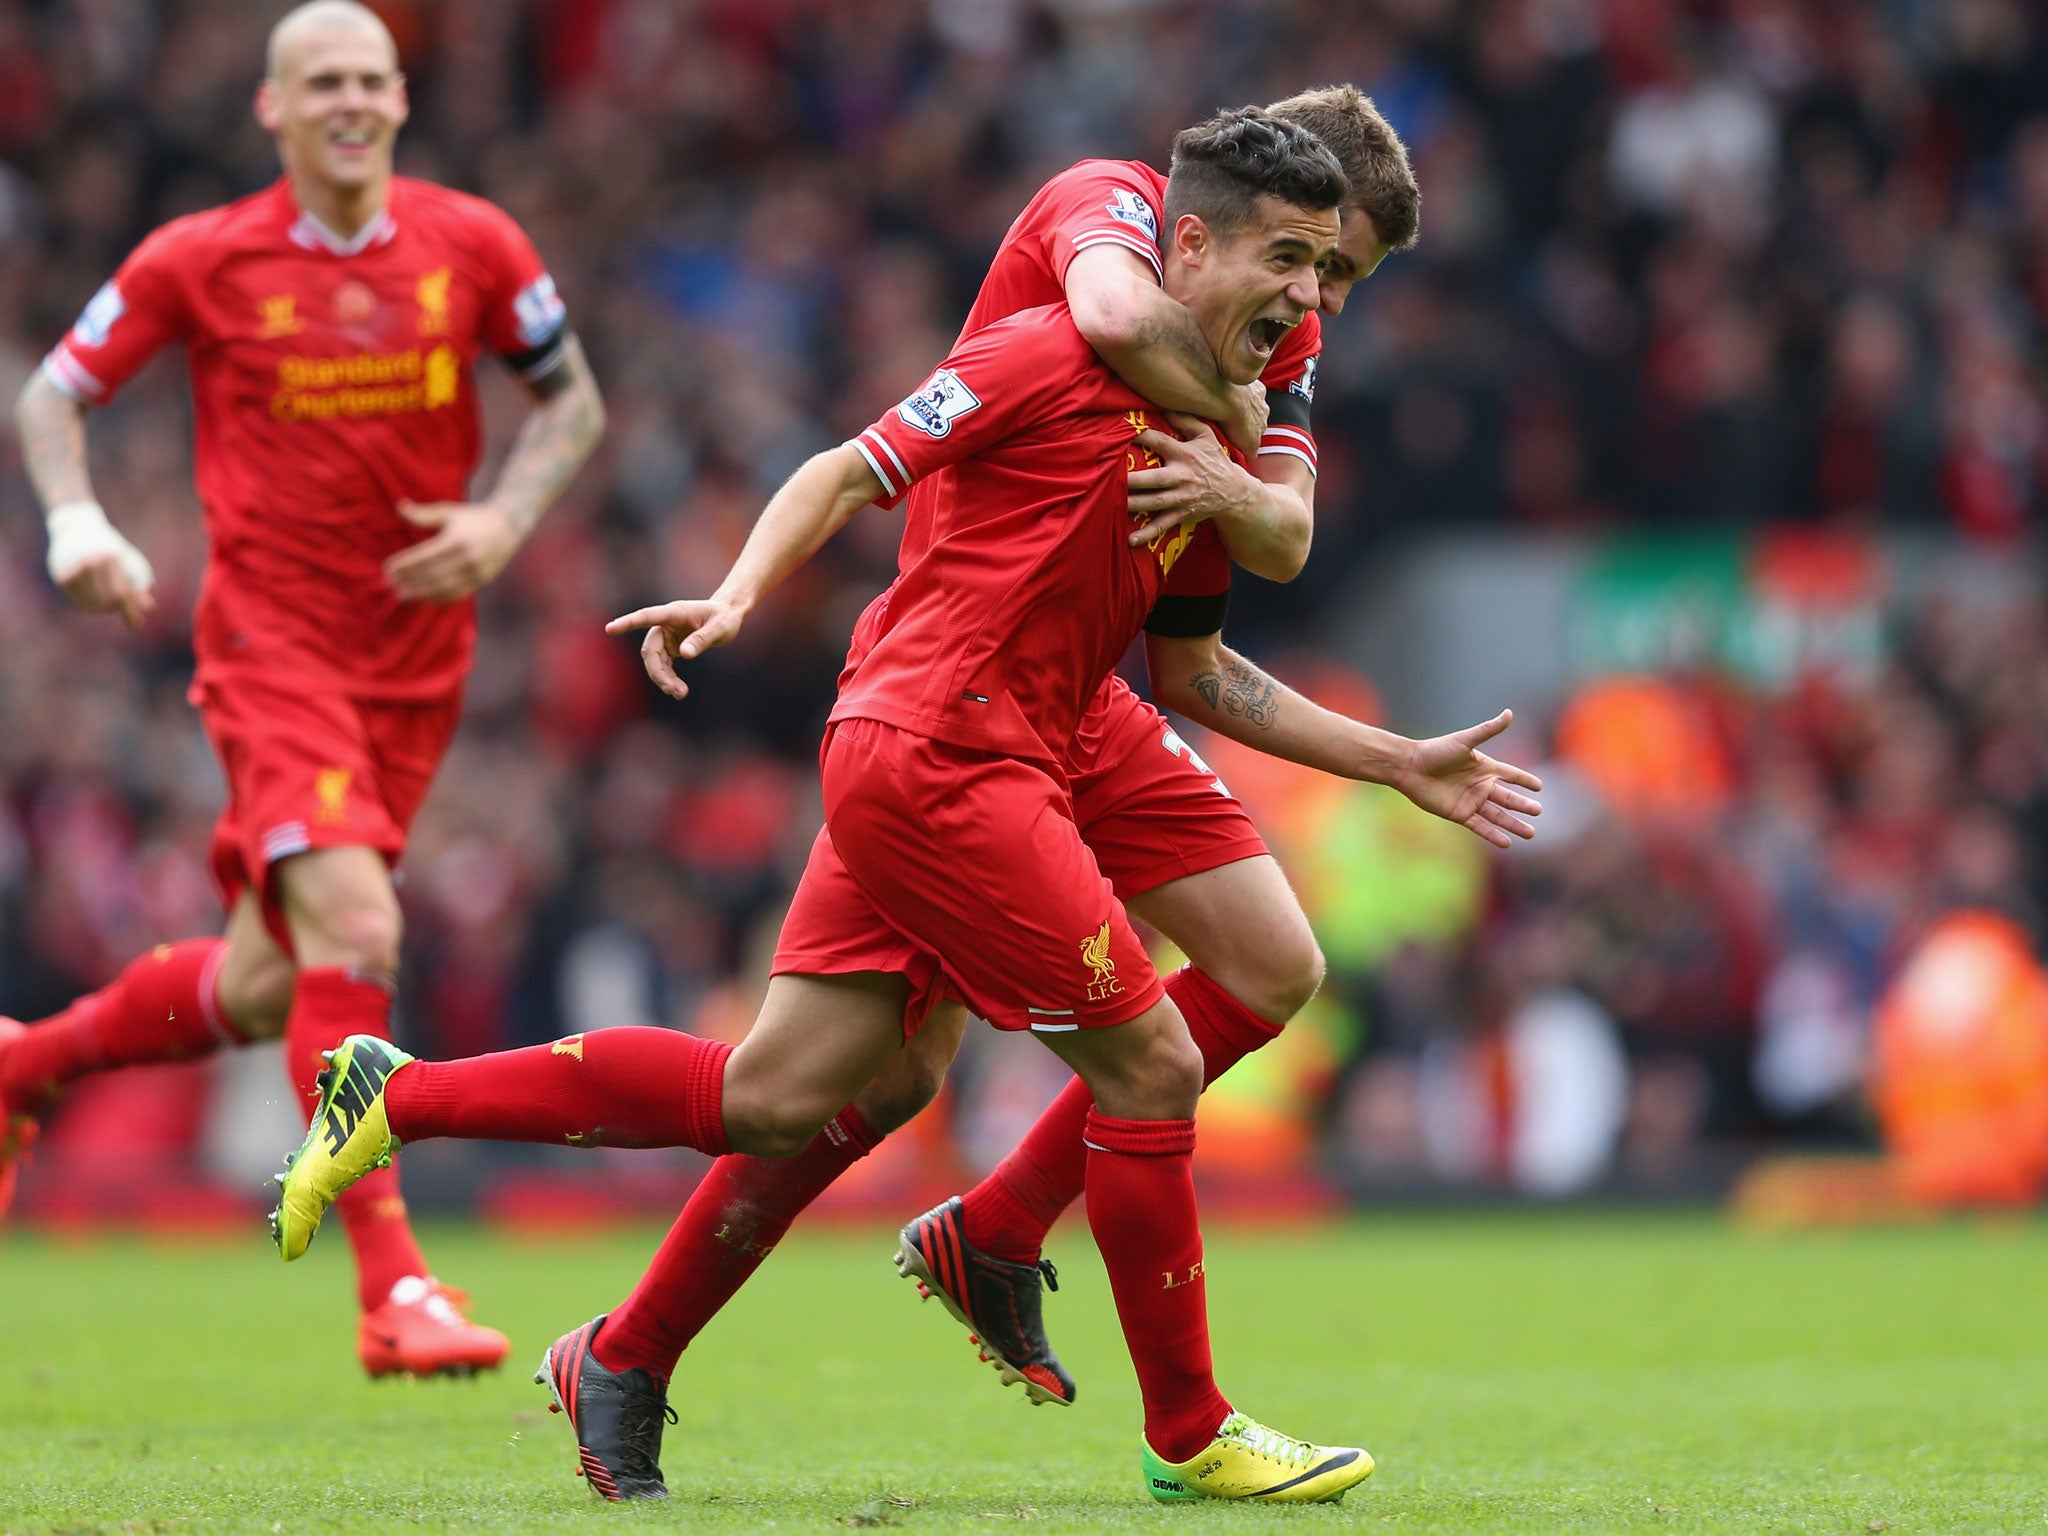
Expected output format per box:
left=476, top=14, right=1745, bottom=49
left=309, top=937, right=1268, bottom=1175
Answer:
left=605, top=597, right=750, bottom=700
left=1392, top=709, right=1544, bottom=850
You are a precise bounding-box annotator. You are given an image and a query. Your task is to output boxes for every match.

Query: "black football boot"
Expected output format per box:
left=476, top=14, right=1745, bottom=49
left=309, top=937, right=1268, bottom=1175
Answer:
left=894, top=1195, right=1077, bottom=1406
left=535, top=1315, right=675, bottom=1500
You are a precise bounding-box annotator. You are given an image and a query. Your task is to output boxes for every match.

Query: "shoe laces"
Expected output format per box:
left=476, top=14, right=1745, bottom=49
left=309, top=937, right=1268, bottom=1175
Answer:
left=1217, top=1412, right=1317, bottom=1468
left=1037, top=1259, right=1059, bottom=1293
left=615, top=1383, right=678, bottom=1478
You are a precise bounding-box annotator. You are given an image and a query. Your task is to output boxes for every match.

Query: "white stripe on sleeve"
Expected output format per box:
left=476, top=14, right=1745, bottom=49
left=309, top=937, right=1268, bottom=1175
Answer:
left=43, top=347, right=105, bottom=403
left=1071, top=230, right=1163, bottom=278
left=850, top=436, right=898, bottom=497
left=1256, top=443, right=1318, bottom=475
left=864, top=428, right=913, bottom=486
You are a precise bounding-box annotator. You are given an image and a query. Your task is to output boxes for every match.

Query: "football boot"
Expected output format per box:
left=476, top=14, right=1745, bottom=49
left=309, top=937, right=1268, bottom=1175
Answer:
left=358, top=1276, right=511, bottom=1379
left=1142, top=1410, right=1374, bottom=1503
left=894, top=1195, right=1076, bottom=1406
left=271, top=1034, right=411, bottom=1260
left=535, top=1316, right=674, bottom=1501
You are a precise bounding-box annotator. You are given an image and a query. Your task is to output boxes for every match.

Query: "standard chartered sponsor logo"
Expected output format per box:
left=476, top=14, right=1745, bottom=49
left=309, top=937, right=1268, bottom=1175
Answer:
left=271, top=346, right=461, bottom=419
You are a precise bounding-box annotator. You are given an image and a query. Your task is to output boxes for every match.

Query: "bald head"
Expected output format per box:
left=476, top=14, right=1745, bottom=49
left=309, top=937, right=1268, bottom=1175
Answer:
left=257, top=0, right=407, bottom=222
left=266, top=1, right=395, bottom=83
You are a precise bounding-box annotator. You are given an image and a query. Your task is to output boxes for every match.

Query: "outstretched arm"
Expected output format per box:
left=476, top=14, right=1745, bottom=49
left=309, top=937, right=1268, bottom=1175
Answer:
left=1146, top=629, right=1543, bottom=849
left=384, top=335, right=607, bottom=601
left=607, top=444, right=885, bottom=700
left=15, top=369, right=156, bottom=627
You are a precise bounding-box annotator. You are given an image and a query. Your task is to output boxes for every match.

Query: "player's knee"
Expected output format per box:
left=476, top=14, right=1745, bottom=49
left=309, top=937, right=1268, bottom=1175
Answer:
left=1155, top=1023, right=1205, bottom=1110
left=719, top=1078, right=830, bottom=1159
left=1262, top=933, right=1325, bottom=1024
left=900, top=1048, right=951, bottom=1119
left=1231, top=924, right=1324, bottom=1026
left=1114, top=1016, right=1203, bottom=1120
left=743, top=1111, right=827, bottom=1160
left=304, top=898, right=404, bottom=974
left=216, top=953, right=294, bottom=1040
left=855, top=1052, right=947, bottom=1136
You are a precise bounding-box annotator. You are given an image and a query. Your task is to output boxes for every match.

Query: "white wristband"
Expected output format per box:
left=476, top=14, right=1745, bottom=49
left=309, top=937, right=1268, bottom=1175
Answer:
left=45, top=500, right=155, bottom=592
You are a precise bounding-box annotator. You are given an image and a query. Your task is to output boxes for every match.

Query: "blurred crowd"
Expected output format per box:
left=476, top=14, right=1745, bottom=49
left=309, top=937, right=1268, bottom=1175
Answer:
left=1316, top=554, right=2048, bottom=1196
left=4, top=0, right=2048, bottom=1201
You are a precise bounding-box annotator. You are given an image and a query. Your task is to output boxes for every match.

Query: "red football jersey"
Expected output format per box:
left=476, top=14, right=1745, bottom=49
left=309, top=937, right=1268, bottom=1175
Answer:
left=960, top=157, right=1323, bottom=481
left=835, top=306, right=1230, bottom=765
left=43, top=177, right=569, bottom=700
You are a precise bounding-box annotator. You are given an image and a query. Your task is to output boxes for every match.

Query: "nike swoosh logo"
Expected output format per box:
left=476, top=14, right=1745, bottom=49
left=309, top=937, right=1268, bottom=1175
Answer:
left=367, top=1332, right=400, bottom=1348
left=1248, top=1449, right=1360, bottom=1496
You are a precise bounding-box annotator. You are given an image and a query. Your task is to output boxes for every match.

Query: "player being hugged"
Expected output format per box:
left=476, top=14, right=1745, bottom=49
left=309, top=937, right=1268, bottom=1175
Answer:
left=6, top=0, right=604, bottom=1378
left=537, top=85, right=1535, bottom=1471
left=271, top=107, right=1421, bottom=1505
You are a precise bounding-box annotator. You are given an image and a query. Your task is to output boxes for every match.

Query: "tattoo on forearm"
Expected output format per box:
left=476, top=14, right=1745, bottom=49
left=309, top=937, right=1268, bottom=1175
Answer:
left=19, top=380, right=96, bottom=508
left=1189, top=660, right=1278, bottom=729
left=489, top=340, right=603, bottom=532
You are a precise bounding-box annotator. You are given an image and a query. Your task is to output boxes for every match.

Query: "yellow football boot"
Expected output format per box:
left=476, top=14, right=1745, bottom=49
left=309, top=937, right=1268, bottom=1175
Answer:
left=1141, top=1410, right=1375, bottom=1503
left=270, top=1034, right=412, bottom=1261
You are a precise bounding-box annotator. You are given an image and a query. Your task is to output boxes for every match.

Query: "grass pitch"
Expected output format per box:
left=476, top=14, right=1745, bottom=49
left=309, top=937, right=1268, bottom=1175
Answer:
left=1, top=1212, right=2044, bottom=1534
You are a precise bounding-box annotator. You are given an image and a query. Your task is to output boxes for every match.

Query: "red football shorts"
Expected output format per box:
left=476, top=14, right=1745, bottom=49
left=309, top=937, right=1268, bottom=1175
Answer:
left=193, top=676, right=463, bottom=944
left=1065, top=681, right=1268, bottom=899
left=783, top=716, right=1164, bottom=1035
left=771, top=824, right=960, bottom=1039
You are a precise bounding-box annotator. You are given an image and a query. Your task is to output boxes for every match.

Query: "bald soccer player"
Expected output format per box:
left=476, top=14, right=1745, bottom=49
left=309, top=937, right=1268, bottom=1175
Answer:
left=7, top=0, right=605, bottom=1377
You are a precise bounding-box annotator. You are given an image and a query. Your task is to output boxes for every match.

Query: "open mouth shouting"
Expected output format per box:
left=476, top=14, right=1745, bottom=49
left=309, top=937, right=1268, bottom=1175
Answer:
left=1249, top=314, right=1296, bottom=360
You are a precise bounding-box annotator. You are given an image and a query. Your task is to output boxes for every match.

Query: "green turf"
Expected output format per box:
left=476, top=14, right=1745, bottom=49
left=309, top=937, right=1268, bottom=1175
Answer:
left=1, top=1213, right=2044, bottom=1534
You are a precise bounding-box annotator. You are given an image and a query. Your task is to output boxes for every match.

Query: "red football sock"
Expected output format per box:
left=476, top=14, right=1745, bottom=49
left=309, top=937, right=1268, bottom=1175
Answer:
left=961, top=966, right=1280, bottom=1263
left=384, top=1026, right=732, bottom=1155
left=0, top=939, right=241, bottom=1108
left=1083, top=1109, right=1230, bottom=1463
left=285, top=966, right=429, bottom=1313
left=593, top=1105, right=882, bottom=1380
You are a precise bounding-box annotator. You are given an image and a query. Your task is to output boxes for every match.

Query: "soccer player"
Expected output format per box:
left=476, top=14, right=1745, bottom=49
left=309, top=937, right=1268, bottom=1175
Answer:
left=566, top=86, right=1527, bottom=1423
left=5, top=0, right=605, bottom=1378
left=276, top=109, right=1383, bottom=1503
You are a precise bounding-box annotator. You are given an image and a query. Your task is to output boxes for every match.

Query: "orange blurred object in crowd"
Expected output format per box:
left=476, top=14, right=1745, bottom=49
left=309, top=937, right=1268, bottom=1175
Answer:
left=1870, top=909, right=2048, bottom=1206
left=1554, top=675, right=1735, bottom=822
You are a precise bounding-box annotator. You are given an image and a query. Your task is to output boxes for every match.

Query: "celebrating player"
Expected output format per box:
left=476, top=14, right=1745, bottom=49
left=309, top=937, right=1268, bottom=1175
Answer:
left=274, top=109, right=1386, bottom=1503
left=6, top=0, right=605, bottom=1378
left=553, top=85, right=1532, bottom=1429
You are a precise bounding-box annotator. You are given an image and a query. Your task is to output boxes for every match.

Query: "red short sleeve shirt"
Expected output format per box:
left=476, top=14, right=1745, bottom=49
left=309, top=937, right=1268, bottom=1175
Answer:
left=833, top=307, right=1226, bottom=765
left=43, top=177, right=569, bottom=699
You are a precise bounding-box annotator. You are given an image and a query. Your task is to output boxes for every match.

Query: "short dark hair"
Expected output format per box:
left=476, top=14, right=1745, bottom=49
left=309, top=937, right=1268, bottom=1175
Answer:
left=1164, top=107, right=1348, bottom=238
left=1266, top=84, right=1420, bottom=251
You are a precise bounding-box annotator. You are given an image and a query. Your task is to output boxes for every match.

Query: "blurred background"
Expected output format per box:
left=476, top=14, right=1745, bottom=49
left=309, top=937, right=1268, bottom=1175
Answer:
left=4, top=0, right=2048, bottom=1227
